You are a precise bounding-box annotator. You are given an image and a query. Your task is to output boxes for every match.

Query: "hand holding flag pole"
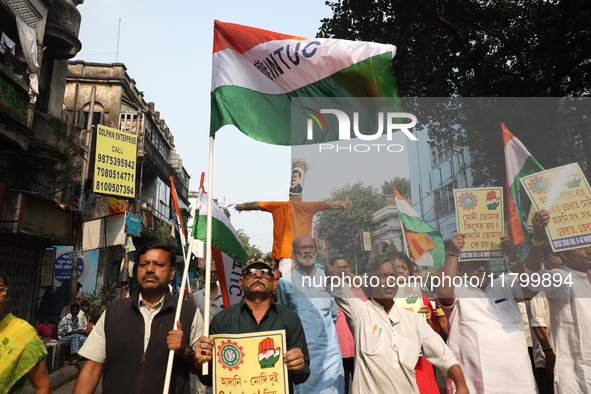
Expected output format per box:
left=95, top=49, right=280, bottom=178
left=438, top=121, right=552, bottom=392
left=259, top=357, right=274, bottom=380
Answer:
left=163, top=176, right=192, bottom=393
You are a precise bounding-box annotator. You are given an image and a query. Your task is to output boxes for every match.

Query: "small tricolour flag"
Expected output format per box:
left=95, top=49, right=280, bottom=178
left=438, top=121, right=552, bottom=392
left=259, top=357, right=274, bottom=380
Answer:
left=393, top=184, right=445, bottom=266
left=170, top=176, right=187, bottom=249
left=502, top=123, right=544, bottom=261
left=192, top=179, right=248, bottom=307
left=211, top=21, right=398, bottom=146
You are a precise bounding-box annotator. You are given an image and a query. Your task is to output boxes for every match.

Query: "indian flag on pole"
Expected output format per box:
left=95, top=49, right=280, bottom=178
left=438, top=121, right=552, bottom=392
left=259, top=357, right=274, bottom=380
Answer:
left=502, top=123, right=544, bottom=261
left=393, top=184, right=445, bottom=266
left=211, top=21, right=398, bottom=145
left=192, top=185, right=248, bottom=307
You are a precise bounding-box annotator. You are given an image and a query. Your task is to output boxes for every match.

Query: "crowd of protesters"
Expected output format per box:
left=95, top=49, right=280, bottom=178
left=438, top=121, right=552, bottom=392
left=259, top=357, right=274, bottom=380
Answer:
left=3, top=206, right=590, bottom=394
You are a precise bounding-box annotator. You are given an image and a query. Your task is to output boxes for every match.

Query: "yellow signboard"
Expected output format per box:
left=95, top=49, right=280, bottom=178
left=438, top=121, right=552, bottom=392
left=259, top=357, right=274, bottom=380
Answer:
left=454, top=187, right=505, bottom=261
left=212, top=330, right=288, bottom=394
left=520, top=163, right=591, bottom=252
left=93, top=125, right=137, bottom=198
left=362, top=231, right=372, bottom=252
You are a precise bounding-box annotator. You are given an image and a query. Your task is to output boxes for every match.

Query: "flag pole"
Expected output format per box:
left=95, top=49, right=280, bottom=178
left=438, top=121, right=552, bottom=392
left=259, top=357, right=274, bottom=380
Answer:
left=202, top=136, right=215, bottom=374
left=400, top=220, right=410, bottom=257
left=392, top=183, right=411, bottom=257
left=162, top=224, right=192, bottom=393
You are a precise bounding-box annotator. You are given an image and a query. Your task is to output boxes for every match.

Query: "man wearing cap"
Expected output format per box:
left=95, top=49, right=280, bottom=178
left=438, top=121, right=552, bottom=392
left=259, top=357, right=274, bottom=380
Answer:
left=196, top=253, right=310, bottom=391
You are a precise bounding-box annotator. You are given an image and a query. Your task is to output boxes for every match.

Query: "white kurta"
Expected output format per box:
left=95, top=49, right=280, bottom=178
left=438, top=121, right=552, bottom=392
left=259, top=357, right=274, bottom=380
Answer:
left=527, top=267, right=591, bottom=393
left=331, top=286, right=458, bottom=394
left=442, top=278, right=537, bottom=394
left=527, top=292, right=553, bottom=369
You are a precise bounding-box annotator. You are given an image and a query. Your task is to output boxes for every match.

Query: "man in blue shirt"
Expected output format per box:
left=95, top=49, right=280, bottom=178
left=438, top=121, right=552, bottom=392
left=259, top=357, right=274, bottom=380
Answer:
left=278, top=235, right=345, bottom=394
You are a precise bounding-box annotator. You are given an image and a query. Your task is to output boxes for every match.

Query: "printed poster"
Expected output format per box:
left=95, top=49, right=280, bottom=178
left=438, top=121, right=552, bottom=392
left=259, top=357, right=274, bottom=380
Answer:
left=212, top=330, right=288, bottom=394
left=395, top=284, right=424, bottom=314
left=454, top=187, right=505, bottom=261
left=52, top=246, right=99, bottom=294
left=520, top=163, right=591, bottom=252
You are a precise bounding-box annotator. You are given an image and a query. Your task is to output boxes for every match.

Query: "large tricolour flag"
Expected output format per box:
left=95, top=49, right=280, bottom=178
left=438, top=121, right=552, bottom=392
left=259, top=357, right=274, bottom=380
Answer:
left=211, top=21, right=398, bottom=145
left=393, top=184, right=445, bottom=266
left=192, top=187, right=248, bottom=307
left=502, top=123, right=544, bottom=261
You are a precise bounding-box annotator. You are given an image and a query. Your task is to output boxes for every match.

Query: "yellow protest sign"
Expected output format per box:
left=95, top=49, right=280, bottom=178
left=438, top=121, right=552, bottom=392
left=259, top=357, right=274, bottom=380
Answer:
left=362, top=231, right=372, bottom=251
left=212, top=330, right=288, bottom=394
left=454, top=187, right=505, bottom=261
left=520, top=163, right=591, bottom=252
left=395, top=284, right=424, bottom=314
left=93, top=124, right=137, bottom=198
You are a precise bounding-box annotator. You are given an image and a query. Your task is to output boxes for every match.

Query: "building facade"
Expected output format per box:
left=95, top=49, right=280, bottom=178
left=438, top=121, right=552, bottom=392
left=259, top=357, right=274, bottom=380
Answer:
left=407, top=128, right=473, bottom=242
left=0, top=0, right=84, bottom=323
left=63, top=61, right=190, bottom=301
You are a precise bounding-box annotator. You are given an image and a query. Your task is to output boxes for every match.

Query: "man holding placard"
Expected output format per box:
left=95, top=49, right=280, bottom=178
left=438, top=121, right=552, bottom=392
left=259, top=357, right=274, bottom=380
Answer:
left=196, top=253, right=309, bottom=392
left=437, top=232, right=539, bottom=394
left=526, top=209, right=591, bottom=393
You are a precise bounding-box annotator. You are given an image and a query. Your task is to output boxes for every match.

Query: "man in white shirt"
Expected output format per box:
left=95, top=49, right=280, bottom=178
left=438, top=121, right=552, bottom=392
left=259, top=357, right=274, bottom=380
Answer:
left=326, top=255, right=468, bottom=394
left=437, top=234, right=538, bottom=394
left=526, top=210, right=591, bottom=394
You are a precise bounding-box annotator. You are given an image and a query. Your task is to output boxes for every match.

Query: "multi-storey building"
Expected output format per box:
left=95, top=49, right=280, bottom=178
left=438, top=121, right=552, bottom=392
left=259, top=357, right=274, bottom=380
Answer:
left=63, top=61, right=190, bottom=299
left=0, top=0, right=84, bottom=323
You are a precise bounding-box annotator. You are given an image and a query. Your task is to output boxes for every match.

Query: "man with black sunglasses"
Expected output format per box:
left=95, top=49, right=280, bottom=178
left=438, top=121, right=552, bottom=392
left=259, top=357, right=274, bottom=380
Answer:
left=196, top=253, right=309, bottom=391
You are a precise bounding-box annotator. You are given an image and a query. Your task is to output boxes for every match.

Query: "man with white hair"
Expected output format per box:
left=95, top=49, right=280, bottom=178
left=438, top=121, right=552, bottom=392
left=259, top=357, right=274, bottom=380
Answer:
left=277, top=234, right=345, bottom=394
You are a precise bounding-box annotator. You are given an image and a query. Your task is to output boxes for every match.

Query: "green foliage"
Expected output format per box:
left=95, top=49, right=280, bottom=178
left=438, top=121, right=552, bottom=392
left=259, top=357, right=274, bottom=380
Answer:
left=316, top=182, right=386, bottom=271
left=84, top=285, right=115, bottom=324
left=319, top=0, right=591, bottom=97
left=382, top=177, right=410, bottom=197
left=155, top=219, right=176, bottom=245
left=318, top=1, right=591, bottom=184
left=237, top=229, right=262, bottom=256
left=384, top=241, right=398, bottom=254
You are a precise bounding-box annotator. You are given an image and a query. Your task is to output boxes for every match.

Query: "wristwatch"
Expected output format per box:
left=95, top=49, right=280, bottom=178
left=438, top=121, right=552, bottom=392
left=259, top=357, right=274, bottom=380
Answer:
left=182, top=345, right=194, bottom=359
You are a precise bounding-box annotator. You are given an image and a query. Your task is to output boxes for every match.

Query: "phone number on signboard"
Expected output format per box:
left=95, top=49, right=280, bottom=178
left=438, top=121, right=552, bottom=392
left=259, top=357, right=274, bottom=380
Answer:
left=96, top=166, right=135, bottom=182
left=95, top=181, right=133, bottom=195
left=96, top=154, right=135, bottom=169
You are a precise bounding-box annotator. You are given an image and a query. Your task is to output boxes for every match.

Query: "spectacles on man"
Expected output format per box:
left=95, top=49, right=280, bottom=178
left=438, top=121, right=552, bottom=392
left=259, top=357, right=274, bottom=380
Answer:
left=0, top=287, right=8, bottom=295
left=460, top=261, right=489, bottom=269
left=242, top=268, right=274, bottom=279
left=296, top=245, right=316, bottom=252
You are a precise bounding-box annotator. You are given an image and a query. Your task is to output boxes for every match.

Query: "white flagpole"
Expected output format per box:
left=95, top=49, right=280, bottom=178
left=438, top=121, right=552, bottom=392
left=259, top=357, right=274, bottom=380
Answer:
left=400, top=220, right=410, bottom=257
left=392, top=183, right=411, bottom=258
left=202, top=136, right=215, bottom=374
left=162, top=225, right=192, bottom=393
